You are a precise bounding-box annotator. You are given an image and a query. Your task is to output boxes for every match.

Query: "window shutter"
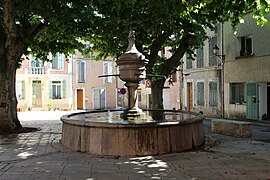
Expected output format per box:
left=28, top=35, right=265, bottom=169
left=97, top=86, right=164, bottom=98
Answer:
left=197, top=82, right=204, bottom=106
left=49, top=81, right=52, bottom=99
left=77, top=61, right=86, bottom=83
left=81, top=61, right=86, bottom=83
left=62, top=80, right=66, bottom=99
left=197, top=46, right=204, bottom=68
left=76, top=61, right=80, bottom=82
left=59, top=53, right=64, bottom=69
left=108, top=62, right=113, bottom=83
left=103, top=62, right=108, bottom=83
left=209, top=36, right=217, bottom=66
left=209, top=82, right=217, bottom=107
left=21, top=80, right=25, bottom=99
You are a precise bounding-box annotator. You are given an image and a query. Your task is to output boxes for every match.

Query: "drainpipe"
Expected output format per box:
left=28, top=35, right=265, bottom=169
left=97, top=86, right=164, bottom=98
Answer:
left=221, top=23, right=225, bottom=118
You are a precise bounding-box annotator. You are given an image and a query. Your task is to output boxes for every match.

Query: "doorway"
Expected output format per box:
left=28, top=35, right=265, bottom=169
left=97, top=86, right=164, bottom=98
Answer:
left=76, top=89, right=84, bottom=110
left=32, top=80, right=42, bottom=107
left=246, top=82, right=258, bottom=120
left=187, top=82, right=193, bottom=111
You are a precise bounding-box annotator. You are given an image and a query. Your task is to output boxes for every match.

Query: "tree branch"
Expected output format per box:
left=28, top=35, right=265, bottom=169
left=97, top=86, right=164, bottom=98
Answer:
left=163, top=33, right=195, bottom=76
left=146, top=32, right=168, bottom=73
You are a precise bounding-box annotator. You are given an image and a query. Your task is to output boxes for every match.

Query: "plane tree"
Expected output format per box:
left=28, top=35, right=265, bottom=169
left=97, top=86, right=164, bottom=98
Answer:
left=87, top=0, right=269, bottom=109
left=0, top=0, right=97, bottom=133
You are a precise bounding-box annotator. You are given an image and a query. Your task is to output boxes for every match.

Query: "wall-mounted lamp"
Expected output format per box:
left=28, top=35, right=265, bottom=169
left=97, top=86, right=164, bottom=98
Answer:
left=213, top=45, right=225, bottom=59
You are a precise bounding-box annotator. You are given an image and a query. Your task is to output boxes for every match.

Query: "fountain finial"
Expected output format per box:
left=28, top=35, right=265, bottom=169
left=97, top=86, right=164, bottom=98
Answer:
left=126, top=30, right=137, bottom=52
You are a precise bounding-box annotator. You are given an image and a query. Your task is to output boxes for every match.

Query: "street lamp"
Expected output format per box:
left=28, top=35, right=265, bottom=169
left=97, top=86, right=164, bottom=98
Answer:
left=213, top=45, right=225, bottom=59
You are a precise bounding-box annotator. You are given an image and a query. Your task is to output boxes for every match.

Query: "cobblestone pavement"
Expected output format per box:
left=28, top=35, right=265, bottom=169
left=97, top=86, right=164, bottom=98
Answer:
left=0, top=111, right=269, bottom=180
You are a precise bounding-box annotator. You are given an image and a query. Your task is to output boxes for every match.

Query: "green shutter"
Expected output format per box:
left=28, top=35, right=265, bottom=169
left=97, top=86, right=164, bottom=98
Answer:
left=49, top=81, right=52, bottom=99
left=21, top=80, right=25, bottom=99
left=62, top=80, right=66, bottom=99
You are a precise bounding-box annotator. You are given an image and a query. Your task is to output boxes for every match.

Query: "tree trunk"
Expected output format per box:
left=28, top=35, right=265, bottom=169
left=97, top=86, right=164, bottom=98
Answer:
left=0, top=0, right=23, bottom=133
left=0, top=57, right=22, bottom=133
left=149, top=78, right=166, bottom=120
left=150, top=78, right=166, bottom=110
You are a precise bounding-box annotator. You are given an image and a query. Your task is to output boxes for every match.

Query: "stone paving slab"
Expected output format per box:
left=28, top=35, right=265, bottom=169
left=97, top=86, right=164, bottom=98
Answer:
left=0, top=112, right=269, bottom=179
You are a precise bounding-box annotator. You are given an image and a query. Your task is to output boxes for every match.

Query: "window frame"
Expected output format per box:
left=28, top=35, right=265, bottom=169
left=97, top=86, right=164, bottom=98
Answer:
left=52, top=81, right=62, bottom=99
left=51, top=53, right=64, bottom=70
left=230, top=83, right=245, bottom=104
left=237, top=36, right=253, bottom=57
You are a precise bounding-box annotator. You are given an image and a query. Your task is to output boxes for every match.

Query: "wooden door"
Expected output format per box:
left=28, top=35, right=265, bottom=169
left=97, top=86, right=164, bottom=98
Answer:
left=246, top=83, right=258, bottom=120
left=77, top=89, right=83, bottom=110
left=32, top=80, right=42, bottom=107
left=187, top=82, right=193, bottom=111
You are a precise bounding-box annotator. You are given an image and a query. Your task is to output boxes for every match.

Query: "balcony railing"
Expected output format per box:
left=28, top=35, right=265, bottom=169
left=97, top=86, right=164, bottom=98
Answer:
left=27, top=67, right=46, bottom=75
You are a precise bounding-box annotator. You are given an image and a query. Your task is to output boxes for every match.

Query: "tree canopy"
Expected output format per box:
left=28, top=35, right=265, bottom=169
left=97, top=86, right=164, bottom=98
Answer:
left=84, top=0, right=269, bottom=108
left=88, top=0, right=270, bottom=78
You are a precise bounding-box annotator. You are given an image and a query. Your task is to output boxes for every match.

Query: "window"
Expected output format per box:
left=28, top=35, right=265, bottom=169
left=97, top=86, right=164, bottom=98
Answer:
left=30, top=56, right=44, bottom=67
left=52, top=81, right=62, bottom=99
left=196, top=46, right=204, bottom=68
left=16, top=80, right=25, bottom=99
left=209, top=36, right=218, bottom=66
left=186, top=57, right=192, bottom=69
left=103, top=62, right=113, bottom=83
left=76, top=61, right=86, bottom=83
left=92, top=88, right=106, bottom=109
left=237, top=36, right=253, bottom=57
left=197, top=82, right=204, bottom=106
left=52, top=53, right=64, bottom=70
left=230, top=83, right=245, bottom=104
left=209, top=81, right=218, bottom=107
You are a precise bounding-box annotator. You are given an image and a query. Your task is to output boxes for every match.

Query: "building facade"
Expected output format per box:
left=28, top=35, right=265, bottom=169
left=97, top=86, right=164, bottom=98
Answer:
left=182, top=13, right=270, bottom=121
left=223, top=13, right=270, bottom=120
left=182, top=29, right=222, bottom=117
left=72, top=51, right=119, bottom=110
left=16, top=53, right=72, bottom=111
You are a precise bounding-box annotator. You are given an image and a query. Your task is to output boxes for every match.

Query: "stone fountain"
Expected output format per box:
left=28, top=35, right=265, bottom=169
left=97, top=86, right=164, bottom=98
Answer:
left=60, top=31, right=205, bottom=157
left=116, top=31, right=148, bottom=119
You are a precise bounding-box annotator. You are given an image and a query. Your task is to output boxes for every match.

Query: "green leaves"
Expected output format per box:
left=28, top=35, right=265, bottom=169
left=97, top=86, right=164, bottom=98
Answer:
left=86, top=0, right=269, bottom=83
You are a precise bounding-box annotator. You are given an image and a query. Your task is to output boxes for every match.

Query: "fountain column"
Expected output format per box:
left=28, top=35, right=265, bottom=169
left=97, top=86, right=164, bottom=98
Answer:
left=116, top=31, right=148, bottom=119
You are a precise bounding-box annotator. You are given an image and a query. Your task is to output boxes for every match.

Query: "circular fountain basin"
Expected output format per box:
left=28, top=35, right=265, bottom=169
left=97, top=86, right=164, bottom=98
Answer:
left=60, top=110, right=205, bottom=156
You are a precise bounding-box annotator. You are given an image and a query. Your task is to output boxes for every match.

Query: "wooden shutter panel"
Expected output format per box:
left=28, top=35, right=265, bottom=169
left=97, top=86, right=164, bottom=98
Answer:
left=62, top=80, right=66, bottom=99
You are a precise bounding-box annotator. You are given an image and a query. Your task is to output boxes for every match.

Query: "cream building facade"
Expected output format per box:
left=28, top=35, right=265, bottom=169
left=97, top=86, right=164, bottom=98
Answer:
left=16, top=53, right=72, bottom=111
left=223, top=13, right=270, bottom=120
left=182, top=28, right=222, bottom=117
